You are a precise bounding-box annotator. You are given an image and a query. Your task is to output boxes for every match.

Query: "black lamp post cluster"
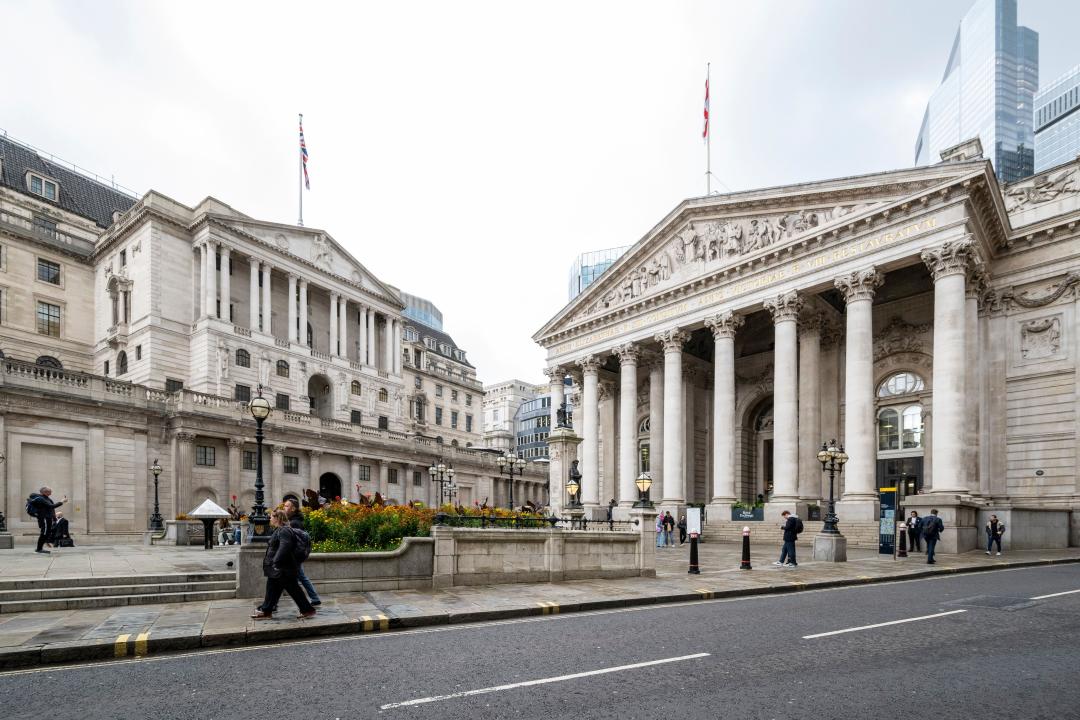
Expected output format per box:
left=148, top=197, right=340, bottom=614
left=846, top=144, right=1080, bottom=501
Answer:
left=247, top=385, right=273, bottom=542
left=0, top=450, right=7, bottom=532
left=429, top=458, right=456, bottom=506
left=149, top=459, right=164, bottom=531
left=497, top=451, right=523, bottom=509
left=816, top=440, right=848, bottom=535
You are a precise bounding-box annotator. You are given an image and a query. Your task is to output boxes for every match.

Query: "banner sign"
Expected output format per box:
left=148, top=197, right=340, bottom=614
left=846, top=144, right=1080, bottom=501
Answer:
left=879, top=486, right=897, bottom=556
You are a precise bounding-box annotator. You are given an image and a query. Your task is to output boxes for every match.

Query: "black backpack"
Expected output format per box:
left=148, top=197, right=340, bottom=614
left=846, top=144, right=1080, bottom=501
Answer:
left=795, top=518, right=804, bottom=534
left=924, top=517, right=941, bottom=538
left=292, top=528, right=312, bottom=564
left=25, top=496, right=38, bottom=518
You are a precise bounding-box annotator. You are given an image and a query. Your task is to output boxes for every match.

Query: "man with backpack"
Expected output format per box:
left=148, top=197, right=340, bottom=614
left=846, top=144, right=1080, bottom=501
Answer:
left=774, top=510, right=803, bottom=567
left=27, top=487, right=67, bottom=554
left=285, top=498, right=320, bottom=606
left=922, top=508, right=944, bottom=564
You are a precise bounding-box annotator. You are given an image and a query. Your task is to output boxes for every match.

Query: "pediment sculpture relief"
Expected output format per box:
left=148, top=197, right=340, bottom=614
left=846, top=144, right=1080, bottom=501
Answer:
left=311, top=233, right=334, bottom=271
left=1005, top=168, right=1078, bottom=212
left=577, top=203, right=874, bottom=319
left=873, top=316, right=932, bottom=361
left=1020, top=317, right=1062, bottom=360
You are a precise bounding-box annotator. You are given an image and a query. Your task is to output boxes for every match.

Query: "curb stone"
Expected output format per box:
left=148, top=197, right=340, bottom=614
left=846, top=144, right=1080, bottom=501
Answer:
left=1, top=556, right=1077, bottom=670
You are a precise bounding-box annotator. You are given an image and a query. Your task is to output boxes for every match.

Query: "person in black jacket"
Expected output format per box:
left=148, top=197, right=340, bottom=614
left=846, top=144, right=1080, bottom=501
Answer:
left=907, top=511, right=923, bottom=553
left=922, top=509, right=944, bottom=564
left=251, top=509, right=317, bottom=620
left=285, top=498, right=321, bottom=606
left=677, top=515, right=688, bottom=545
left=773, top=510, right=801, bottom=567
left=28, top=487, right=67, bottom=554
left=51, top=511, right=73, bottom=547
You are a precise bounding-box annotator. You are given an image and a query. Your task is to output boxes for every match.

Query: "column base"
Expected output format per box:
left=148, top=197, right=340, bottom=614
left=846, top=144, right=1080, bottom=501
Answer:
left=836, top=497, right=879, bottom=523
left=812, top=533, right=848, bottom=562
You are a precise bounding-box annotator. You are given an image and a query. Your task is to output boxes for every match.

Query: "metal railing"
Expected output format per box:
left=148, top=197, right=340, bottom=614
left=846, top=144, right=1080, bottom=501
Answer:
left=433, top=513, right=639, bottom=532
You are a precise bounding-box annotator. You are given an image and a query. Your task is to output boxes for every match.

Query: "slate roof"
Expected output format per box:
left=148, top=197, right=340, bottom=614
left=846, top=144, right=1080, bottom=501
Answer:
left=0, top=134, right=137, bottom=229
left=405, top=318, right=475, bottom=369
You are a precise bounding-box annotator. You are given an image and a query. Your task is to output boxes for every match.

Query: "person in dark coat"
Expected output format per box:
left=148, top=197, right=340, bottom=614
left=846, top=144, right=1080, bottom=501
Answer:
left=28, top=487, right=66, bottom=554
left=985, top=515, right=1006, bottom=556
left=774, top=510, right=802, bottom=567
left=51, top=511, right=73, bottom=547
left=677, top=515, right=688, bottom=545
left=923, top=509, right=944, bottom=564
left=907, top=510, right=923, bottom=553
left=285, top=498, right=321, bottom=606
left=251, top=509, right=316, bottom=620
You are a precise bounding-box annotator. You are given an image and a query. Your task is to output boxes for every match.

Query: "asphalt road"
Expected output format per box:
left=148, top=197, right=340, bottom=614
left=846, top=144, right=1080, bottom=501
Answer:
left=3, top=564, right=1079, bottom=720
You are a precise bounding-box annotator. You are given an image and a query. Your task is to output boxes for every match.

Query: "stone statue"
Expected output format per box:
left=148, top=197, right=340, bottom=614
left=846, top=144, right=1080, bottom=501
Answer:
left=647, top=259, right=662, bottom=287
left=568, top=459, right=583, bottom=501
left=658, top=252, right=672, bottom=280
left=259, top=353, right=271, bottom=388
left=217, top=342, right=229, bottom=380
left=556, top=401, right=570, bottom=429
left=311, top=234, right=333, bottom=271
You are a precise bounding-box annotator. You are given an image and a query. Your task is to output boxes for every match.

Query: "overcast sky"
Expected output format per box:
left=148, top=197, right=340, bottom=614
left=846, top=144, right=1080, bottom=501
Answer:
left=4, top=0, right=1079, bottom=384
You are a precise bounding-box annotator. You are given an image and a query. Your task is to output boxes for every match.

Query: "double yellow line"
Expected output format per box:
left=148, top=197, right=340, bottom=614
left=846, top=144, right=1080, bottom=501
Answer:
left=114, top=632, right=150, bottom=658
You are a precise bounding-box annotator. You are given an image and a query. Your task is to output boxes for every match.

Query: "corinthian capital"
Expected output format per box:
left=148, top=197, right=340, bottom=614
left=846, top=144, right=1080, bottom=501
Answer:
left=613, top=342, right=639, bottom=365
left=834, top=267, right=884, bottom=303
left=654, top=329, right=689, bottom=354
left=704, top=311, right=744, bottom=340
left=921, top=236, right=975, bottom=282
left=764, top=290, right=802, bottom=323
left=543, top=365, right=565, bottom=383
left=576, top=354, right=601, bottom=375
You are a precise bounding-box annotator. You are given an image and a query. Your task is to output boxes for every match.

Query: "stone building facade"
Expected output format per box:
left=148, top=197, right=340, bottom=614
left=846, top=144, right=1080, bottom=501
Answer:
left=536, top=141, right=1080, bottom=550
left=0, top=135, right=543, bottom=543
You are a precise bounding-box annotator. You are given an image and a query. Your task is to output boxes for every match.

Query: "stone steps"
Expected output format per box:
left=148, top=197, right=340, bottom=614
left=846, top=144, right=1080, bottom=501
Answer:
left=0, top=572, right=237, bottom=613
left=702, top=522, right=883, bottom=548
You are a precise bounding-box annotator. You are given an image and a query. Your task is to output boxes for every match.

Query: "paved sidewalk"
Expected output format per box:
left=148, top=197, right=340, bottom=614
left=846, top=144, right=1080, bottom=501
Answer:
left=0, top=544, right=236, bottom=581
left=2, top=542, right=1077, bottom=669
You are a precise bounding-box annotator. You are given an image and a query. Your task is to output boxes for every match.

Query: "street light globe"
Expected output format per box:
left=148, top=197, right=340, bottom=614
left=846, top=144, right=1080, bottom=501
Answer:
left=836, top=449, right=849, bottom=465
left=438, top=462, right=447, bottom=474
left=249, top=394, right=272, bottom=421
left=150, top=459, right=163, bottom=476
left=816, top=446, right=830, bottom=464
left=566, top=477, right=580, bottom=497
left=497, top=454, right=506, bottom=468
left=447, top=466, right=455, bottom=479
left=428, top=462, right=438, bottom=478
left=635, top=472, right=652, bottom=494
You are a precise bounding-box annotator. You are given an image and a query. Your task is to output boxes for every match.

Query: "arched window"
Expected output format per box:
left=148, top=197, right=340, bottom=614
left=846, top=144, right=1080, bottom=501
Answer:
left=877, top=371, right=924, bottom=397
left=235, top=349, right=250, bottom=368
left=35, top=355, right=62, bottom=369
left=276, top=360, right=289, bottom=378
left=435, top=436, right=444, bottom=444
left=378, top=388, right=388, bottom=402
left=351, top=381, right=362, bottom=395
left=451, top=439, right=459, bottom=447
left=877, top=408, right=900, bottom=451
left=116, top=350, right=128, bottom=376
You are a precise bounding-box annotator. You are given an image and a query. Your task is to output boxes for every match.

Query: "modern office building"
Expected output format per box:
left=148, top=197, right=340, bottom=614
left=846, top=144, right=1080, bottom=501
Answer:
left=568, top=246, right=629, bottom=300
left=514, top=395, right=551, bottom=460
left=1035, top=65, right=1080, bottom=173
left=400, top=291, right=443, bottom=331
left=915, top=0, right=1038, bottom=183
left=482, top=379, right=541, bottom=451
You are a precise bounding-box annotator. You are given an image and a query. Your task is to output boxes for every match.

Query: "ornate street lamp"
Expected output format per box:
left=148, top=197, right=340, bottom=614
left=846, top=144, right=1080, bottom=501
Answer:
left=149, top=459, right=164, bottom=531
left=0, top=450, right=6, bottom=533
left=816, top=440, right=848, bottom=535
left=429, top=458, right=454, bottom=506
left=248, top=385, right=273, bottom=542
left=497, top=451, right=523, bottom=510
left=566, top=459, right=582, bottom=509
left=634, top=471, right=653, bottom=508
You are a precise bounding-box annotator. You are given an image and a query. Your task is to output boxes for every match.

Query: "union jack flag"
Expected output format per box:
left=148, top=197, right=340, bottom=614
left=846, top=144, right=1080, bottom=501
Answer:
left=299, top=114, right=310, bottom=190
left=702, top=75, right=710, bottom=141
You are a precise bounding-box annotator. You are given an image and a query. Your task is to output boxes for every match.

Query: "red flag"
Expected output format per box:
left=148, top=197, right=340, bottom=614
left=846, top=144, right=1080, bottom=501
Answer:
left=702, top=76, right=710, bottom=140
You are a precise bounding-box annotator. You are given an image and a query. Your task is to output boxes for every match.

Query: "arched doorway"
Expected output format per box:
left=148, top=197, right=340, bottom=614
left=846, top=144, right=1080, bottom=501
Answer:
left=307, top=374, right=333, bottom=419
left=746, top=397, right=774, bottom=502
left=319, top=472, right=342, bottom=502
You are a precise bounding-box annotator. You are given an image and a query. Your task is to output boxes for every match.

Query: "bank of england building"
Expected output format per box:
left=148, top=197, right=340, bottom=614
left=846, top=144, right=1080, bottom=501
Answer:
left=536, top=139, right=1080, bottom=551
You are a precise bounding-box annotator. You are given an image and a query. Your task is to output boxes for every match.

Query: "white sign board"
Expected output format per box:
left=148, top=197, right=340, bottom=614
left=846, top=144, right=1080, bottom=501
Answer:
left=687, top=507, right=702, bottom=537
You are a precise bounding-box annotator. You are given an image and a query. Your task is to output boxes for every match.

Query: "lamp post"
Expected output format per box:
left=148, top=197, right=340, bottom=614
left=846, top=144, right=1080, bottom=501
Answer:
left=497, top=451, right=523, bottom=510
left=634, top=471, right=653, bottom=508
left=149, top=459, right=164, bottom=531
left=248, top=385, right=273, bottom=543
left=0, top=450, right=7, bottom=533
left=428, top=458, right=454, bottom=506
left=566, top=459, right=582, bottom=509
left=816, top=440, right=848, bottom=535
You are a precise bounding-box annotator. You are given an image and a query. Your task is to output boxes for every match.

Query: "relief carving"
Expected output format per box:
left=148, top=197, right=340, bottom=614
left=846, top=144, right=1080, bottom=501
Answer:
left=999, top=272, right=1080, bottom=310
left=1020, top=317, right=1062, bottom=360
left=874, top=316, right=932, bottom=362
left=1005, top=168, right=1078, bottom=212
left=311, top=234, right=333, bottom=271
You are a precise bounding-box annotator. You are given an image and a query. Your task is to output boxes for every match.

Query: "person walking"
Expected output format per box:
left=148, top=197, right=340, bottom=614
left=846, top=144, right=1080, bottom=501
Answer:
left=655, top=512, right=664, bottom=548
left=606, top=498, right=616, bottom=522
left=774, top=510, right=803, bottom=567
left=27, top=487, right=66, bottom=554
left=677, top=514, right=688, bottom=545
left=923, top=508, right=944, bottom=564
left=663, top=511, right=676, bottom=547
left=285, top=498, right=322, bottom=606
left=907, top=510, right=923, bottom=553
left=251, top=509, right=317, bottom=620
left=985, top=514, right=1006, bottom=556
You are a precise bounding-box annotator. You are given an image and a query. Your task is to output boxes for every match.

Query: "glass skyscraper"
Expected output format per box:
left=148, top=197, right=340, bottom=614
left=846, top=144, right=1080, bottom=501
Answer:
left=915, top=0, right=1038, bottom=183
left=1035, top=65, right=1080, bottom=173
left=568, top=246, right=630, bottom=300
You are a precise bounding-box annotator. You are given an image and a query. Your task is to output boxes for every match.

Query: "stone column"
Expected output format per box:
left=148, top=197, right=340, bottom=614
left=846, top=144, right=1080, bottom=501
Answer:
left=227, top=439, right=243, bottom=508
left=378, top=460, right=390, bottom=497
left=309, top=450, right=322, bottom=492
left=834, top=268, right=883, bottom=516
left=204, top=240, right=217, bottom=319
left=299, top=279, right=309, bottom=345
left=546, top=366, right=565, bottom=431
left=287, top=274, right=298, bottom=343
left=261, top=264, right=273, bottom=336
left=393, top=320, right=402, bottom=374
left=648, top=358, right=664, bottom=501
left=576, top=355, right=601, bottom=510
left=383, top=316, right=393, bottom=371
left=922, top=238, right=974, bottom=494
left=705, top=311, right=743, bottom=509
left=349, top=456, right=362, bottom=501
left=599, top=380, right=616, bottom=504
left=249, top=258, right=261, bottom=330
left=174, top=432, right=195, bottom=520
left=270, top=445, right=286, bottom=506
left=197, top=243, right=208, bottom=318
left=655, top=329, right=688, bottom=506
left=329, top=292, right=339, bottom=357
left=219, top=245, right=231, bottom=323
left=965, top=270, right=983, bottom=495
left=367, top=310, right=377, bottom=364
left=764, top=291, right=802, bottom=511
left=798, top=311, right=823, bottom=502
left=358, top=307, right=368, bottom=365
left=339, top=296, right=349, bottom=359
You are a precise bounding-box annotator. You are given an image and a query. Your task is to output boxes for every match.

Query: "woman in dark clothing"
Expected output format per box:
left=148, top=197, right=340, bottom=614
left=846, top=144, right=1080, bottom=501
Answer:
left=251, top=509, right=317, bottom=620
left=677, top=515, right=688, bottom=545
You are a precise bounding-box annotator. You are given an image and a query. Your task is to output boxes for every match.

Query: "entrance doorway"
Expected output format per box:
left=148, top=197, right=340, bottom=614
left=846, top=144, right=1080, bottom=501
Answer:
left=319, top=472, right=343, bottom=501
left=877, top=457, right=923, bottom=499
left=307, top=374, right=333, bottom=419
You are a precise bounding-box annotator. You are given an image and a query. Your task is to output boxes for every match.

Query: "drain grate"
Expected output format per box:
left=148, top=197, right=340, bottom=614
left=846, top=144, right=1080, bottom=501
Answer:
left=943, top=595, right=1038, bottom=611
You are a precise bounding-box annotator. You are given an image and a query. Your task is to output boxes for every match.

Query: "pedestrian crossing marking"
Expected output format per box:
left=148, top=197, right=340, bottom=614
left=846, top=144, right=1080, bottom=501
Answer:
left=537, top=601, right=559, bottom=615
left=114, top=634, right=130, bottom=658
left=134, top=632, right=150, bottom=657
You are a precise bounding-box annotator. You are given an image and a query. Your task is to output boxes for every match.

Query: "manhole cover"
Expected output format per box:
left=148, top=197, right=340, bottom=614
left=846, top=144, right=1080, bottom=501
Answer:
left=944, top=595, right=1037, bottom=611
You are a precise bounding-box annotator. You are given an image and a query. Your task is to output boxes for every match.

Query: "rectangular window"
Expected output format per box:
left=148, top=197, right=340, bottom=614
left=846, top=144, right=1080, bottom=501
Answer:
left=466, top=415, right=473, bottom=432
left=196, top=446, right=216, bottom=466
left=378, top=415, right=389, bottom=430
left=135, top=345, right=142, bottom=361
left=435, top=385, right=443, bottom=397
left=276, top=393, right=290, bottom=411
left=435, top=407, right=443, bottom=425
left=33, top=216, right=57, bottom=239
left=103, top=360, right=109, bottom=376
left=389, top=468, right=399, bottom=484
left=414, top=376, right=422, bottom=389
left=119, top=250, right=127, bottom=268
left=235, top=384, right=251, bottom=402
left=284, top=456, right=299, bottom=474
left=451, top=390, right=458, bottom=402
left=165, top=378, right=184, bottom=392
left=451, top=410, right=459, bottom=429
left=29, top=174, right=58, bottom=200
left=413, top=470, right=422, bottom=487
left=351, top=410, right=363, bottom=424
left=37, top=258, right=61, bottom=285
left=358, top=465, right=371, bottom=484
left=465, top=394, right=472, bottom=406
left=36, top=301, right=60, bottom=337
left=243, top=450, right=257, bottom=471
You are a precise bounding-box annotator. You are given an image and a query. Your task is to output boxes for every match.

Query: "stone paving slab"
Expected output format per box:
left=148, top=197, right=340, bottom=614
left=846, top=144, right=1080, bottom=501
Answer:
left=0, top=545, right=237, bottom=581
left=0, top=543, right=1078, bottom=669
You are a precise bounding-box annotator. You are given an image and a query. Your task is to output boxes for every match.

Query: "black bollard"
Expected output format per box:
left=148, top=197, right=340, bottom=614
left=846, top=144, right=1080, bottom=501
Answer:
left=740, top=526, right=752, bottom=570
left=688, top=534, right=700, bottom=574
left=897, top=525, right=908, bottom=558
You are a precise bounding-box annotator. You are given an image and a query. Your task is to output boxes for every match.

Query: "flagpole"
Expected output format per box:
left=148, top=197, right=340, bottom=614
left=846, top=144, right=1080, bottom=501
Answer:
left=705, top=63, right=711, bottom=196
left=298, top=113, right=304, bottom=227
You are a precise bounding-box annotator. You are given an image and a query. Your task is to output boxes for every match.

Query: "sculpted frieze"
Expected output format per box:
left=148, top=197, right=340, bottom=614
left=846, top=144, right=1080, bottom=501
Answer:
left=874, top=316, right=932, bottom=362
left=1005, top=168, right=1078, bottom=212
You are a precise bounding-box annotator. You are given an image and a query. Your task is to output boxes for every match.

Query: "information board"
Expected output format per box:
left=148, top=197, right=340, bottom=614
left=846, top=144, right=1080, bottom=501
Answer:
left=878, top=486, right=897, bottom=556
left=687, top=507, right=702, bottom=537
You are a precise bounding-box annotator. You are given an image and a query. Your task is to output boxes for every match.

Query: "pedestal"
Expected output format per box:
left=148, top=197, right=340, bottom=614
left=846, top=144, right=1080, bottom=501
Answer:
left=902, top=494, right=979, bottom=553
left=0, top=533, right=13, bottom=550
left=237, top=544, right=265, bottom=598
left=546, top=427, right=582, bottom=518
left=813, top=533, right=847, bottom=562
